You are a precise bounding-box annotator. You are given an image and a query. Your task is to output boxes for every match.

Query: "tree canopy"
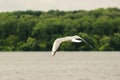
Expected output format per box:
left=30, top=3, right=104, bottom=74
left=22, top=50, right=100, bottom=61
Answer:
left=0, top=8, right=120, bottom=51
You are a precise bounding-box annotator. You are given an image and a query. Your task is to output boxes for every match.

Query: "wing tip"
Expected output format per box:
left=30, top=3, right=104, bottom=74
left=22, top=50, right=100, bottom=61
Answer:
left=51, top=51, right=56, bottom=56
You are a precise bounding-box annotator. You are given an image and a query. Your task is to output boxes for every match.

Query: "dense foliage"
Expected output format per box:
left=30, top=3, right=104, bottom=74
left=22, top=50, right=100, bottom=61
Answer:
left=0, top=8, right=120, bottom=51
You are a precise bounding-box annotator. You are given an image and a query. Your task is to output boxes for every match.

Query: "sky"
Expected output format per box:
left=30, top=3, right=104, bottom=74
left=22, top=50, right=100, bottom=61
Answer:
left=0, top=0, right=120, bottom=12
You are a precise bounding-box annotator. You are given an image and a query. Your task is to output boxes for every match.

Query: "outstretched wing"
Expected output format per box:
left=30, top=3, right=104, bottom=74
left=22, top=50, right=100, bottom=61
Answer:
left=80, top=37, right=93, bottom=48
left=51, top=38, right=62, bottom=56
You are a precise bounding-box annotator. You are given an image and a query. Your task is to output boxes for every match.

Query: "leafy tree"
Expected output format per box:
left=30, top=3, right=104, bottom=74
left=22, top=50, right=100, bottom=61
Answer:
left=110, top=33, right=120, bottom=50
left=99, top=43, right=114, bottom=51
left=92, top=16, right=114, bottom=35
left=19, top=37, right=40, bottom=51
left=0, top=8, right=120, bottom=51
left=99, top=36, right=113, bottom=51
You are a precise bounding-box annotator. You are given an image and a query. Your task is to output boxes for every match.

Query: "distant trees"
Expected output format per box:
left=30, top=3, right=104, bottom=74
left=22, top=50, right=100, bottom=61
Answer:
left=0, top=8, right=120, bottom=51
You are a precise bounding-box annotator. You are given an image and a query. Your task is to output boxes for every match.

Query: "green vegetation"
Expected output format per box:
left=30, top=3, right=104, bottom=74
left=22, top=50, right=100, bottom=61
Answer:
left=0, top=8, right=120, bottom=51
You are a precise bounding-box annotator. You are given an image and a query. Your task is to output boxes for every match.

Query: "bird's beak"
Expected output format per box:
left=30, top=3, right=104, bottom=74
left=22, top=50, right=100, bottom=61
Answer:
left=72, top=38, right=82, bottom=43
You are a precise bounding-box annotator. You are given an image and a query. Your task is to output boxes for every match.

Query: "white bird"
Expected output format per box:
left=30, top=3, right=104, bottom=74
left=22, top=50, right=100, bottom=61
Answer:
left=51, top=35, right=92, bottom=56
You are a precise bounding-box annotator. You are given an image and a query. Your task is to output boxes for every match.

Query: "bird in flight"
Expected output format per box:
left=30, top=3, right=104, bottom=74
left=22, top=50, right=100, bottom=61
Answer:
left=51, top=35, right=92, bottom=56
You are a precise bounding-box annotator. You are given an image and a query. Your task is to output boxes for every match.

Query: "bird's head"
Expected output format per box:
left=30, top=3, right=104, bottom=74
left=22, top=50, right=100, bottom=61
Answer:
left=72, top=35, right=93, bottom=48
left=71, top=35, right=82, bottom=43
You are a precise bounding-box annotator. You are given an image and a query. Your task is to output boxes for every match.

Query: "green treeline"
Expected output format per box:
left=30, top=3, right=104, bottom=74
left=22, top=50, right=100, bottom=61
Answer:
left=0, top=8, right=120, bottom=51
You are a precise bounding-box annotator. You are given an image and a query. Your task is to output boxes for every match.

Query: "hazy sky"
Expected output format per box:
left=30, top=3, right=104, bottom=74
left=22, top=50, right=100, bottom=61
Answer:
left=0, top=0, right=120, bottom=12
